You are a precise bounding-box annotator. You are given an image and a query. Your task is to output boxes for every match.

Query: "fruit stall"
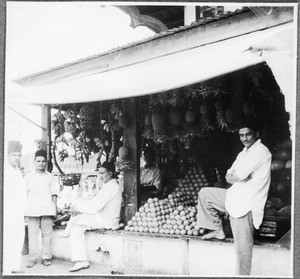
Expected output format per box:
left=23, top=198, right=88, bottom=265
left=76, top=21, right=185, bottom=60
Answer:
left=9, top=6, right=294, bottom=276
left=46, top=62, right=293, bottom=276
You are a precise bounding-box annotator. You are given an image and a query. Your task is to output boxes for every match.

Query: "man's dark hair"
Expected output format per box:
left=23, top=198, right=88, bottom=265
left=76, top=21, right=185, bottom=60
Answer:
left=101, top=161, right=115, bottom=174
left=237, top=118, right=262, bottom=134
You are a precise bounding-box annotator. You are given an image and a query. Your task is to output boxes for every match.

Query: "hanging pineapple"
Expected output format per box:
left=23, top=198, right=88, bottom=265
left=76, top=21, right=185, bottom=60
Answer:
left=118, top=145, right=129, bottom=160
left=199, top=103, right=210, bottom=118
left=151, top=111, right=167, bottom=135
left=168, top=108, right=184, bottom=126
left=144, top=112, right=152, bottom=126
left=185, top=109, right=196, bottom=123
left=115, top=138, right=134, bottom=172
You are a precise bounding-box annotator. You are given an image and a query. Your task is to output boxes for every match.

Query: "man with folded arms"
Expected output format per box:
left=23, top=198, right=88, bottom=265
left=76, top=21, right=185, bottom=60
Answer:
left=196, top=119, right=271, bottom=275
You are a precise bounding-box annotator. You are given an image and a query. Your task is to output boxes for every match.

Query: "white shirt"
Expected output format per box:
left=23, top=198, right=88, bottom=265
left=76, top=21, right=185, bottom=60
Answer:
left=225, top=139, right=272, bottom=229
left=4, top=162, right=27, bottom=218
left=24, top=170, right=59, bottom=216
left=140, top=166, right=162, bottom=190
left=75, top=178, right=123, bottom=229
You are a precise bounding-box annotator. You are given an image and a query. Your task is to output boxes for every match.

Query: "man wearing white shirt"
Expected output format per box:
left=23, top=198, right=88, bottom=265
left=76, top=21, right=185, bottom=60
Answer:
left=58, top=161, right=123, bottom=272
left=196, top=120, right=271, bottom=276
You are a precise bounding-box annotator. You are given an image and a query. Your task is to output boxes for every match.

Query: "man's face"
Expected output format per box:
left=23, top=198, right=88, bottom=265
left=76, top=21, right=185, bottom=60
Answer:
left=8, top=152, right=22, bottom=168
left=98, top=167, right=112, bottom=184
left=35, top=156, right=47, bottom=172
left=239, top=127, right=259, bottom=149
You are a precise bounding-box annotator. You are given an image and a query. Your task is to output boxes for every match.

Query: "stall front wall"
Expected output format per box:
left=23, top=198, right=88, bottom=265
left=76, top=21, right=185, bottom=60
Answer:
left=51, top=228, right=292, bottom=276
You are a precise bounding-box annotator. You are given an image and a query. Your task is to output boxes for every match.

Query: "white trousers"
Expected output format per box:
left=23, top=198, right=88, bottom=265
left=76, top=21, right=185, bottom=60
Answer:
left=197, top=187, right=255, bottom=276
left=27, top=216, right=53, bottom=260
left=3, top=209, right=25, bottom=273
left=69, top=214, right=107, bottom=262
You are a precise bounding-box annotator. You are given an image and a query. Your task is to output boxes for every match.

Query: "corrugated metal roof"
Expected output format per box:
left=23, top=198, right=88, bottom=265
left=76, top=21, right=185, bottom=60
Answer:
left=15, top=7, right=250, bottom=82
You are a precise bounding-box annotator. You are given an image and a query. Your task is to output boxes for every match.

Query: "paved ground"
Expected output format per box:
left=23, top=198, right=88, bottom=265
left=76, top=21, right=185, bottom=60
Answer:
left=12, top=255, right=128, bottom=275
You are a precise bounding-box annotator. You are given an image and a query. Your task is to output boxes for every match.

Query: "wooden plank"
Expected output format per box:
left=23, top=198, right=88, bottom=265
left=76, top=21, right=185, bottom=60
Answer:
left=14, top=7, right=293, bottom=87
left=122, top=100, right=140, bottom=223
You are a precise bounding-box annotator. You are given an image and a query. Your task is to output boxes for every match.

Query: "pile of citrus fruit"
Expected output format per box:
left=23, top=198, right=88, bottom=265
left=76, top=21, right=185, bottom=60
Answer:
left=124, top=192, right=205, bottom=236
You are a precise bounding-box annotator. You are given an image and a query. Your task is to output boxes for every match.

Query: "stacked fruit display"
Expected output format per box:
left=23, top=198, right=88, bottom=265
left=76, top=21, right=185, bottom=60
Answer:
left=271, top=139, right=292, bottom=171
left=258, top=138, right=292, bottom=239
left=124, top=194, right=205, bottom=236
left=172, top=165, right=215, bottom=205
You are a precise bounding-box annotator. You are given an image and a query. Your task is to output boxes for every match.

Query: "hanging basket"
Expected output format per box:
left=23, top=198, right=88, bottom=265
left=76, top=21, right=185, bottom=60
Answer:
left=60, top=173, right=81, bottom=186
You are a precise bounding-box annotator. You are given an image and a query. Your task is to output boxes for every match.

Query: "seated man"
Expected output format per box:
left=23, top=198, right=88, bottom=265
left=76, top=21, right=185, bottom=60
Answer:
left=140, top=147, right=162, bottom=203
left=58, top=161, right=123, bottom=272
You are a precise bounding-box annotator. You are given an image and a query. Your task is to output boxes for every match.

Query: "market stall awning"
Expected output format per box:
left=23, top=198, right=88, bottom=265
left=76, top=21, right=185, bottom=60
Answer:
left=6, top=7, right=294, bottom=106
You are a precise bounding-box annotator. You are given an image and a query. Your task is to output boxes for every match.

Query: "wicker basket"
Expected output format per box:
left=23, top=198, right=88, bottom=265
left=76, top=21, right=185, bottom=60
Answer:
left=60, top=173, right=81, bottom=186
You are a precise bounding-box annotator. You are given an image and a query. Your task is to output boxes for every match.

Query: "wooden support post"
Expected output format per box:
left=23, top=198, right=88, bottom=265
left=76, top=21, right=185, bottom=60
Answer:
left=41, top=105, right=52, bottom=171
left=184, top=6, right=196, bottom=26
left=122, top=99, right=140, bottom=223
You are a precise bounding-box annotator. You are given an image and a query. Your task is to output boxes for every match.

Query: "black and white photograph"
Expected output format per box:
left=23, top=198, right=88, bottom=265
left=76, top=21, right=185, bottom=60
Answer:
left=1, top=2, right=298, bottom=277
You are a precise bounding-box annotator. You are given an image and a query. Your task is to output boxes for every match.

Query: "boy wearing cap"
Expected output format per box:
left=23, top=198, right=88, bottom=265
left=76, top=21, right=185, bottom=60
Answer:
left=58, top=161, right=123, bottom=272
left=24, top=150, right=58, bottom=268
left=196, top=120, right=272, bottom=275
left=3, top=141, right=26, bottom=274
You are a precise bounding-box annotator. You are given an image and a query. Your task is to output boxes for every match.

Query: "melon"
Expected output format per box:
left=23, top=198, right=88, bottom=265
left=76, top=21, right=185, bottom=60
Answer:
left=274, top=149, right=291, bottom=161
left=271, top=160, right=285, bottom=171
left=277, top=205, right=291, bottom=218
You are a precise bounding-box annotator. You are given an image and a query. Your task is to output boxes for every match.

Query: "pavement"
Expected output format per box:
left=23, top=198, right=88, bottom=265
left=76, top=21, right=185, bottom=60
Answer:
left=11, top=255, right=127, bottom=275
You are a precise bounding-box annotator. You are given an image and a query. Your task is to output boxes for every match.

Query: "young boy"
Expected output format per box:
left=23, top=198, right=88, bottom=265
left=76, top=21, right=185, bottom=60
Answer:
left=24, top=150, right=58, bottom=268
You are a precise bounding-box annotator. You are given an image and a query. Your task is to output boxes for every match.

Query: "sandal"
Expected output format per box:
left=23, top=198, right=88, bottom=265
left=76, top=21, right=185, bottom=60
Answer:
left=42, top=259, right=52, bottom=266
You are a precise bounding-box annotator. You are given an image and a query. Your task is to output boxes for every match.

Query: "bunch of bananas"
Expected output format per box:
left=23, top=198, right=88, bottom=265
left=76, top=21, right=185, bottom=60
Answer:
left=79, top=105, right=96, bottom=132
left=63, top=109, right=80, bottom=137
left=51, top=111, right=66, bottom=137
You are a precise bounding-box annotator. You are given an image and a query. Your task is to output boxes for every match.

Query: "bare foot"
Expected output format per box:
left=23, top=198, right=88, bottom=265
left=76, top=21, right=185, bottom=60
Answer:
left=57, top=230, right=70, bottom=238
left=202, top=230, right=225, bottom=240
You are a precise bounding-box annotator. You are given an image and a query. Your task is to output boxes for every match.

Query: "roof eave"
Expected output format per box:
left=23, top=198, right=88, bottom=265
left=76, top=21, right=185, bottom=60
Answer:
left=14, top=7, right=294, bottom=87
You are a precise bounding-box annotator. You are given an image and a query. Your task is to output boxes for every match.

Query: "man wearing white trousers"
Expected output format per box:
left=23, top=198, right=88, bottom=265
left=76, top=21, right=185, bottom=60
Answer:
left=58, top=161, right=123, bottom=272
left=3, top=141, right=26, bottom=274
left=196, top=119, right=272, bottom=276
left=24, top=149, right=58, bottom=268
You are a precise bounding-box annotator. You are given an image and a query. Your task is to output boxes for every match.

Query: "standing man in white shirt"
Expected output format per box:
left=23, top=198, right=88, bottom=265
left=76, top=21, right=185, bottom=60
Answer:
left=3, top=141, right=26, bottom=274
left=196, top=120, right=272, bottom=276
left=58, top=161, right=123, bottom=272
left=24, top=149, right=58, bottom=268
